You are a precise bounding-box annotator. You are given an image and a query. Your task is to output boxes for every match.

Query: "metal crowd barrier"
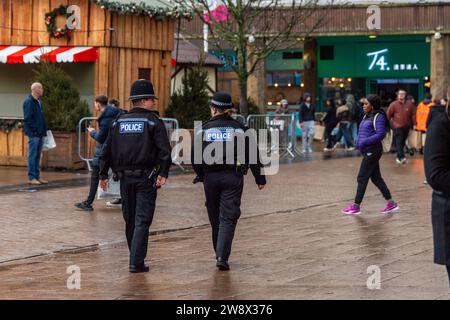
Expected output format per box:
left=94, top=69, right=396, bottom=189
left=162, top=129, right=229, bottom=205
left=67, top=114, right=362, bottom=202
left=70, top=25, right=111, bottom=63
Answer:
left=77, top=117, right=98, bottom=172
left=161, top=117, right=184, bottom=171
left=231, top=114, right=247, bottom=125
left=77, top=116, right=185, bottom=172
left=246, top=114, right=302, bottom=158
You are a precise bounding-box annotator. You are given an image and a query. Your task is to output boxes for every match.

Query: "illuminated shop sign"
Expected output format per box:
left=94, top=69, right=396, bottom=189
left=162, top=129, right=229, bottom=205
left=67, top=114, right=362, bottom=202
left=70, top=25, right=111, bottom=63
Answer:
left=367, top=48, right=418, bottom=72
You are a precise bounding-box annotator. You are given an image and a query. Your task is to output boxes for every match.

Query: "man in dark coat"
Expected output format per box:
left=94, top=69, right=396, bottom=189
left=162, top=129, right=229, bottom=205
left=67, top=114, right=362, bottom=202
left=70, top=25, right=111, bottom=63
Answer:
left=424, top=94, right=450, bottom=285
left=75, top=95, right=120, bottom=211
left=23, top=82, right=48, bottom=185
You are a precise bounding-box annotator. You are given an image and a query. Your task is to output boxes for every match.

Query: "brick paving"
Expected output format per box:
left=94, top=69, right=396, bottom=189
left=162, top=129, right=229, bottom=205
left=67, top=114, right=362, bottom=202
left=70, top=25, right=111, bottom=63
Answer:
left=0, top=154, right=448, bottom=299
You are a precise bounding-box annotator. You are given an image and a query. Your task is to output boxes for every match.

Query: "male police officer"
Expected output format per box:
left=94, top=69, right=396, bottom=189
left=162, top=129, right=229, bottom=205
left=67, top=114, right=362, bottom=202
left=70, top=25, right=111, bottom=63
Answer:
left=192, top=92, right=266, bottom=271
left=99, top=79, right=172, bottom=273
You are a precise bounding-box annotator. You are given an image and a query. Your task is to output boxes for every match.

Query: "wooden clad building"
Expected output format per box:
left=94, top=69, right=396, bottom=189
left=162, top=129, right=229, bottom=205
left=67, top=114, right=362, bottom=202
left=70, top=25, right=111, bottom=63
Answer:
left=0, top=0, right=190, bottom=166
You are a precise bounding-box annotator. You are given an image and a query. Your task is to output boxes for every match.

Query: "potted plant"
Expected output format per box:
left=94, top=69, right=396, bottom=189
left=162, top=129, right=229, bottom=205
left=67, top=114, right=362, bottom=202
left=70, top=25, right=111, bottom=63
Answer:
left=33, top=61, right=91, bottom=169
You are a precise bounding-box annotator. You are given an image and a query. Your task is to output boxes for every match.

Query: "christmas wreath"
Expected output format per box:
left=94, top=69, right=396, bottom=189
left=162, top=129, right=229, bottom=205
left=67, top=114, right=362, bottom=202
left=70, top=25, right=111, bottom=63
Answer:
left=45, top=5, right=74, bottom=40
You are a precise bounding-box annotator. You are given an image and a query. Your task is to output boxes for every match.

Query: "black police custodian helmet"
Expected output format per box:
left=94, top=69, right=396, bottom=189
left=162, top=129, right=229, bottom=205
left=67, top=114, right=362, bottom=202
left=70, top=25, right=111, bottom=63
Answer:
left=129, top=79, right=159, bottom=101
left=211, top=91, right=233, bottom=109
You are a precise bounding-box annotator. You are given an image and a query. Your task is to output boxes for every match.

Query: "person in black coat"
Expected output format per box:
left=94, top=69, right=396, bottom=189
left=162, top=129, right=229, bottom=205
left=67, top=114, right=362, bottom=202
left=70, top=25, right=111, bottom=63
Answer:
left=322, top=99, right=338, bottom=151
left=424, top=99, right=450, bottom=285
left=75, top=96, right=120, bottom=211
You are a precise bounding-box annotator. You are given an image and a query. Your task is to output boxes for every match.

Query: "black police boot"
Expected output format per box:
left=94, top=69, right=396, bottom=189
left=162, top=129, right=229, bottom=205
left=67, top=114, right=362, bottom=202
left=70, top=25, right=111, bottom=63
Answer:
left=74, top=201, right=93, bottom=212
left=216, top=258, right=230, bottom=271
left=129, top=264, right=150, bottom=273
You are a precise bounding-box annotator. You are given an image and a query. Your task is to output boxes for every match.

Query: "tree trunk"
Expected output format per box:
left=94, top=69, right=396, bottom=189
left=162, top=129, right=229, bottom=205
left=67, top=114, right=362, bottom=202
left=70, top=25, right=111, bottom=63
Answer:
left=239, top=80, right=249, bottom=117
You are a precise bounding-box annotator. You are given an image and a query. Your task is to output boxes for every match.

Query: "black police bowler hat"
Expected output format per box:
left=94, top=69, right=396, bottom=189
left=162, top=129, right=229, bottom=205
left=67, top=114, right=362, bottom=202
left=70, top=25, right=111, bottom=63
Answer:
left=211, top=91, right=233, bottom=109
left=129, top=79, right=159, bottom=101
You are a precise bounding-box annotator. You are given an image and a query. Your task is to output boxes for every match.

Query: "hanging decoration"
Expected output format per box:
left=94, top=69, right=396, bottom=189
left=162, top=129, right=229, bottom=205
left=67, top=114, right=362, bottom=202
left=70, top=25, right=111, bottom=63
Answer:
left=45, top=5, right=75, bottom=40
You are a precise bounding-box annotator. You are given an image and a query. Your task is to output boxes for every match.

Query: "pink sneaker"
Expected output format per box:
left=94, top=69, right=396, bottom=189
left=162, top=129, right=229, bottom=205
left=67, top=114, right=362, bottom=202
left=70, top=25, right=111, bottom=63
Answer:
left=381, top=201, right=399, bottom=214
left=341, top=203, right=361, bottom=215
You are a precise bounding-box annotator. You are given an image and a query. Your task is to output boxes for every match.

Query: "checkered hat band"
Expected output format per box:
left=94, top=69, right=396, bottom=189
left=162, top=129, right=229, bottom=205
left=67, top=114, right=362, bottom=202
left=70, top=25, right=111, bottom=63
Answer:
left=212, top=99, right=232, bottom=107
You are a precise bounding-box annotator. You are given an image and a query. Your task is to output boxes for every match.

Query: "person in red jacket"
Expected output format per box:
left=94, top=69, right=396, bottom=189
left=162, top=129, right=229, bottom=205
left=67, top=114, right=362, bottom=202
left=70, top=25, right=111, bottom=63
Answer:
left=387, top=89, right=416, bottom=164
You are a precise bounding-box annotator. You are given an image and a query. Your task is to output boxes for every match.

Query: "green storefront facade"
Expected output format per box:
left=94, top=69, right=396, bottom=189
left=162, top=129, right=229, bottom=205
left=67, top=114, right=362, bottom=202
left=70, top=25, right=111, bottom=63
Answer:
left=316, top=35, right=430, bottom=109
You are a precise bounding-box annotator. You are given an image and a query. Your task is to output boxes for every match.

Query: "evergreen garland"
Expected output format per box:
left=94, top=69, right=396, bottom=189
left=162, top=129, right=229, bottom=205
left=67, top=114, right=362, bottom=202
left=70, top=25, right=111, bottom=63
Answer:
left=92, top=0, right=193, bottom=20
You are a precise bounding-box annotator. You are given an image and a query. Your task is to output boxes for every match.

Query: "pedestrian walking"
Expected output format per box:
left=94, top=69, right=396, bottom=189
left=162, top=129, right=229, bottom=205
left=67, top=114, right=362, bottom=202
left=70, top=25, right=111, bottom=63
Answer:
left=276, top=99, right=289, bottom=115
left=424, top=90, right=450, bottom=286
left=335, top=99, right=355, bottom=151
left=75, top=95, right=120, bottom=212
left=341, top=94, right=398, bottom=215
left=192, top=91, right=266, bottom=271
left=23, top=82, right=48, bottom=185
left=346, top=94, right=361, bottom=144
left=298, top=93, right=316, bottom=153
left=415, top=93, right=433, bottom=154
left=322, top=99, right=338, bottom=152
left=99, top=79, right=172, bottom=273
left=387, top=89, right=416, bottom=164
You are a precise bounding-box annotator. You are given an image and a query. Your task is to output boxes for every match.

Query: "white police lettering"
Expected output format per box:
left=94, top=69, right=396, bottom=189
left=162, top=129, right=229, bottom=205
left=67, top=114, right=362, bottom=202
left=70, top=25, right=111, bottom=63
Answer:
left=120, top=122, right=144, bottom=134
left=205, top=128, right=234, bottom=142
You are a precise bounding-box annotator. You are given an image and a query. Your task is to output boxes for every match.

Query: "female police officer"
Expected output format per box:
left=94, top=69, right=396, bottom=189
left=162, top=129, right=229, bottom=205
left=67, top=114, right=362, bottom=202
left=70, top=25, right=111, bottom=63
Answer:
left=424, top=88, right=450, bottom=285
left=99, top=79, right=172, bottom=273
left=192, top=92, right=266, bottom=271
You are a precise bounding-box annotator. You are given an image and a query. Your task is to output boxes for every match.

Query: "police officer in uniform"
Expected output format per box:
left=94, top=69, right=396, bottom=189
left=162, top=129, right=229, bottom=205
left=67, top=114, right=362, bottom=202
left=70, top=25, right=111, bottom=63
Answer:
left=192, top=92, right=266, bottom=271
left=99, top=79, right=172, bottom=273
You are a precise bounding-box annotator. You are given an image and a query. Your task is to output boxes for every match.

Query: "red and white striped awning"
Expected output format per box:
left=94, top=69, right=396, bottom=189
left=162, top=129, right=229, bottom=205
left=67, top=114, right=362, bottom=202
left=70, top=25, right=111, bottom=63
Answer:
left=0, top=46, right=98, bottom=64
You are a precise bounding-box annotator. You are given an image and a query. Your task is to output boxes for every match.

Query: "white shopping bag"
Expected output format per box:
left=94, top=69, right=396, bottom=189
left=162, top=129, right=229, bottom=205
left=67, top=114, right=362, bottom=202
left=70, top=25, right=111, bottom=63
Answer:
left=42, top=130, right=56, bottom=151
left=382, top=130, right=393, bottom=153
left=97, top=171, right=121, bottom=199
left=407, top=130, right=420, bottom=150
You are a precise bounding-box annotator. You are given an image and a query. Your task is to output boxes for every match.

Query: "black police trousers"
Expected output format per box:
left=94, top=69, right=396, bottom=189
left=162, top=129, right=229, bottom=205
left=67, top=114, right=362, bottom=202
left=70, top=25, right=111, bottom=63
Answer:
left=120, top=174, right=157, bottom=267
left=203, top=170, right=244, bottom=262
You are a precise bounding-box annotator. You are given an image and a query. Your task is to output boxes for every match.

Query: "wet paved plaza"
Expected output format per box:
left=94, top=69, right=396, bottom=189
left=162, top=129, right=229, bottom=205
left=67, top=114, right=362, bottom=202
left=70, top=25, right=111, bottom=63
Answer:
left=0, top=153, right=448, bottom=299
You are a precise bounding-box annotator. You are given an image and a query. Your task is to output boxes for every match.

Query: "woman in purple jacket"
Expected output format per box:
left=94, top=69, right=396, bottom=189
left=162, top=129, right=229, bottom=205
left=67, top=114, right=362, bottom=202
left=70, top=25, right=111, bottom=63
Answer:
left=342, top=94, right=399, bottom=215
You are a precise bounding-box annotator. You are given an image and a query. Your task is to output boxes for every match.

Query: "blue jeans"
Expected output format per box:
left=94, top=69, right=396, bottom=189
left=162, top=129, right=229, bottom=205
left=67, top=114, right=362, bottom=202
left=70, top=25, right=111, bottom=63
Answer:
left=27, top=136, right=43, bottom=181
left=338, top=123, right=354, bottom=148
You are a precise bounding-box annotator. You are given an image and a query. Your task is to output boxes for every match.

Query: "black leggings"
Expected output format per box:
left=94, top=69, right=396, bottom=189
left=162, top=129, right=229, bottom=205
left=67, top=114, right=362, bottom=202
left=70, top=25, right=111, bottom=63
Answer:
left=325, top=124, right=336, bottom=149
left=355, top=145, right=392, bottom=205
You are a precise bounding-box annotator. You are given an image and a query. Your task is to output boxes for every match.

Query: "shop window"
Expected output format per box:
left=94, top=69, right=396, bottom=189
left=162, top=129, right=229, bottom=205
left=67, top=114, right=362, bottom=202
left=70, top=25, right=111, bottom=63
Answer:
left=282, top=51, right=303, bottom=59
left=267, top=71, right=302, bottom=87
left=138, top=68, right=152, bottom=80
left=320, top=46, right=334, bottom=60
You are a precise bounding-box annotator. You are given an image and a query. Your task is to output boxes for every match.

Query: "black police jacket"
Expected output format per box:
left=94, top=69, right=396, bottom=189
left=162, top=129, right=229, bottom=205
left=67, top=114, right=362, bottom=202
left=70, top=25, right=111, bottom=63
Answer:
left=191, top=114, right=266, bottom=185
left=424, top=107, right=450, bottom=195
left=99, top=107, right=172, bottom=179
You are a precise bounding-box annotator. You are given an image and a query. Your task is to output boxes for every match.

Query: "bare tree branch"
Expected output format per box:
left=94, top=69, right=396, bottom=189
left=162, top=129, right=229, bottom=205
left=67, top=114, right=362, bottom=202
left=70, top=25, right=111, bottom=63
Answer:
left=172, top=0, right=335, bottom=115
